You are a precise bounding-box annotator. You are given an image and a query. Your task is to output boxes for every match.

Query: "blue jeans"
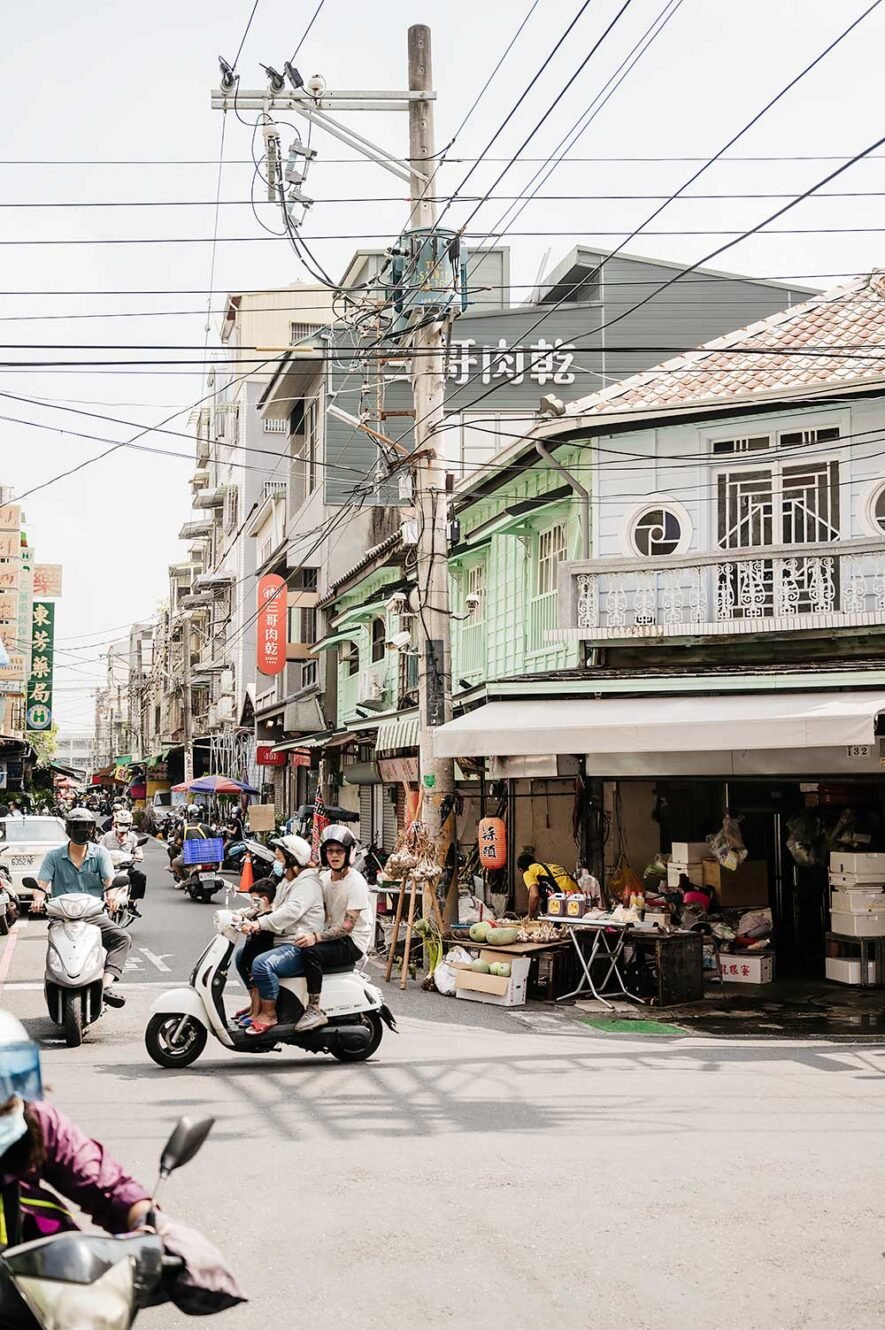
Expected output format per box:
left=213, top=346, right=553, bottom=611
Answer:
left=251, top=944, right=306, bottom=1000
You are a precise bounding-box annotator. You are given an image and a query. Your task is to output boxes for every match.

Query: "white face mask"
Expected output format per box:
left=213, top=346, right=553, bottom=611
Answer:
left=0, top=1105, right=27, bottom=1157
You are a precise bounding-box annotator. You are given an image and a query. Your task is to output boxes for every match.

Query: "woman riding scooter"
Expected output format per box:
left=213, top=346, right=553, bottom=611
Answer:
left=235, top=835, right=324, bottom=1036
left=0, top=1010, right=245, bottom=1327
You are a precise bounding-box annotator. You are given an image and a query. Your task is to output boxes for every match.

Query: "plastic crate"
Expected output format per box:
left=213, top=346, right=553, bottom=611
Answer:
left=182, top=837, right=224, bottom=866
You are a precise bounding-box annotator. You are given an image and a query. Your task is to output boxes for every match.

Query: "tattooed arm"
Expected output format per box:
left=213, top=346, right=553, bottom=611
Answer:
left=302, top=909, right=361, bottom=945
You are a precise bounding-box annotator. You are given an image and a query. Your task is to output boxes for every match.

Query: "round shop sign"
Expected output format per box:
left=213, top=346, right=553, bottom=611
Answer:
left=26, top=703, right=52, bottom=730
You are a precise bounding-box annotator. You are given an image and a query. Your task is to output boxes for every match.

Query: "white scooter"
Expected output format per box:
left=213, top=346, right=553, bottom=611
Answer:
left=42, top=892, right=106, bottom=1048
left=145, top=909, right=396, bottom=1069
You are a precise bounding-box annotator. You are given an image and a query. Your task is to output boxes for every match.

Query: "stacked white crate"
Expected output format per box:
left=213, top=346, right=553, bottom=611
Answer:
left=829, top=852, right=885, bottom=939
left=666, top=841, right=710, bottom=889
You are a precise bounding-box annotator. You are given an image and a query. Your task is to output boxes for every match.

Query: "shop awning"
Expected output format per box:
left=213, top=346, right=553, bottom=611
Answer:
left=433, top=692, right=885, bottom=767
left=309, top=630, right=363, bottom=656
left=271, top=731, right=353, bottom=754
left=376, top=711, right=419, bottom=754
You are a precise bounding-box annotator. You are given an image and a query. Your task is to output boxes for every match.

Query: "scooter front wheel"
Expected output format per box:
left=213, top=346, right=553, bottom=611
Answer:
left=62, top=991, right=83, bottom=1048
left=145, top=1013, right=207, bottom=1068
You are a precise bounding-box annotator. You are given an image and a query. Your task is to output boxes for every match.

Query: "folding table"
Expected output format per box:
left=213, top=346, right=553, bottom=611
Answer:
left=547, top=918, right=644, bottom=1009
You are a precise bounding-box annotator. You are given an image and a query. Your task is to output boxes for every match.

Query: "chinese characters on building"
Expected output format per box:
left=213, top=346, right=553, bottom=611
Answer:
left=26, top=600, right=54, bottom=731
left=447, top=337, right=576, bottom=387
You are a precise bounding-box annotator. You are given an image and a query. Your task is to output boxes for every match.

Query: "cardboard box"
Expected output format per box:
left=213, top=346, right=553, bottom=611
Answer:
left=671, top=842, right=710, bottom=863
left=719, top=954, right=774, bottom=984
left=667, top=861, right=706, bottom=888
left=829, top=852, right=885, bottom=879
left=830, top=910, right=885, bottom=938
left=830, top=888, right=885, bottom=915
left=825, top=957, right=877, bottom=985
left=829, top=871, right=885, bottom=890
left=701, top=859, right=769, bottom=907
left=454, top=951, right=530, bottom=1007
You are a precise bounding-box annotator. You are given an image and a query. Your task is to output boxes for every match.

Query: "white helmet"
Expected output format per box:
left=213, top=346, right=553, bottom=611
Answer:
left=269, top=833, right=312, bottom=868
left=113, top=809, right=133, bottom=828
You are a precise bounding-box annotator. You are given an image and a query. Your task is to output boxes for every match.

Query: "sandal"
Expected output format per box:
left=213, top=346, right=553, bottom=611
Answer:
left=233, top=1007, right=250, bottom=1020
left=244, top=1019, right=276, bottom=1036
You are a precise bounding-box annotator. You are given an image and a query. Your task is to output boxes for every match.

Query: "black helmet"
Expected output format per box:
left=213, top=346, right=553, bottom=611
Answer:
left=319, top=823, right=356, bottom=867
left=65, top=807, right=97, bottom=846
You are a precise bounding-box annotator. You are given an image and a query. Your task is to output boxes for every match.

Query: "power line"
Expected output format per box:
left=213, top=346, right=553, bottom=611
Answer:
left=3, top=154, right=885, bottom=165
left=290, top=0, right=325, bottom=63
left=3, top=188, right=885, bottom=206
left=230, top=0, right=261, bottom=71
left=1, top=226, right=883, bottom=244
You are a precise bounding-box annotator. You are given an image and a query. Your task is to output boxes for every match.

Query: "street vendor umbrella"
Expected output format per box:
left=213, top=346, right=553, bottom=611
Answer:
left=172, top=774, right=259, bottom=796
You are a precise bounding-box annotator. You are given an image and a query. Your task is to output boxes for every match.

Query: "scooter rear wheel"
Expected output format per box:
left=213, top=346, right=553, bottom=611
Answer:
left=330, top=1012, right=383, bottom=1063
left=62, top=991, right=83, bottom=1048
left=145, top=1013, right=207, bottom=1068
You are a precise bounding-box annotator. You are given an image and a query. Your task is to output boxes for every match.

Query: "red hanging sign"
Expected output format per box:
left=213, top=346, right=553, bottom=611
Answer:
left=478, top=816, right=507, bottom=870
left=256, top=574, right=286, bottom=676
left=256, top=745, right=286, bottom=767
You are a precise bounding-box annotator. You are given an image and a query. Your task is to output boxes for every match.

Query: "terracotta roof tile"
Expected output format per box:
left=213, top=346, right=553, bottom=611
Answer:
left=567, top=272, right=885, bottom=419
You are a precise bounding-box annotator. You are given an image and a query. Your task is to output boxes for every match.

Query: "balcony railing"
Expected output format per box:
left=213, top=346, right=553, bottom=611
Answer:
left=554, top=537, right=885, bottom=641
left=457, top=620, right=487, bottom=679
left=528, top=590, right=559, bottom=652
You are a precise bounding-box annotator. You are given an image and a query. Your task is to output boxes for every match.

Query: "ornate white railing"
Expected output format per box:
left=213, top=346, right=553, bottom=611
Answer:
left=553, top=538, right=885, bottom=641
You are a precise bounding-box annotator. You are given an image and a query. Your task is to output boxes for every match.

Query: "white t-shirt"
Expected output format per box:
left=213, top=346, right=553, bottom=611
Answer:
left=321, top=867, right=372, bottom=955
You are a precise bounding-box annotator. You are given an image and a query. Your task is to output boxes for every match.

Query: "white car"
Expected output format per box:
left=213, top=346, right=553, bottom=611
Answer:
left=0, top=816, right=67, bottom=905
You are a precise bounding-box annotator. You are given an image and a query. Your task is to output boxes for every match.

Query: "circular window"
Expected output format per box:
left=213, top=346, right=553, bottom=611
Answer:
left=633, top=508, right=683, bottom=556
left=622, top=499, right=692, bottom=558
left=873, top=487, right=885, bottom=533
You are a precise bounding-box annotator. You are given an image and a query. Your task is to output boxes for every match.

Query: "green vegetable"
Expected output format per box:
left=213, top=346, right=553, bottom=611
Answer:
left=469, top=922, right=491, bottom=942
left=485, top=927, right=519, bottom=946
left=469, top=959, right=491, bottom=974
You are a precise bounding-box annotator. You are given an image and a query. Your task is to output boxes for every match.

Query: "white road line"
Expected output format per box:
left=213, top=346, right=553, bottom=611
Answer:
left=139, top=949, right=172, bottom=972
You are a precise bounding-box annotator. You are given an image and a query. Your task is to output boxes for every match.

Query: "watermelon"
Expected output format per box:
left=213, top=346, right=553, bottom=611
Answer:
left=469, top=921, right=491, bottom=943
left=485, top=927, right=518, bottom=946
left=470, top=959, right=491, bottom=974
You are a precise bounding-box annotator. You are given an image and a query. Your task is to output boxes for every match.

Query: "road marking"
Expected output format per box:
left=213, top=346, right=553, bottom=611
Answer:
left=0, top=980, right=190, bottom=991
left=139, top=949, right=172, bottom=972
left=0, top=926, right=22, bottom=995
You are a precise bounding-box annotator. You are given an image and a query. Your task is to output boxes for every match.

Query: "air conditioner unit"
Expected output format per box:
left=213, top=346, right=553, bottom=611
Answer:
left=215, top=696, right=234, bottom=722
left=358, top=670, right=385, bottom=707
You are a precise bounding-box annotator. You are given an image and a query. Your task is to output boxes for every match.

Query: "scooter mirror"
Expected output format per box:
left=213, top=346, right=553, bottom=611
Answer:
left=21, top=876, right=38, bottom=890
left=159, top=1116, right=215, bottom=1179
left=137, top=836, right=149, bottom=847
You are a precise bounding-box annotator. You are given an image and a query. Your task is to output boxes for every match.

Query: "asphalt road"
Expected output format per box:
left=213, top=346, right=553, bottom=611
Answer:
left=0, top=836, right=884, bottom=1329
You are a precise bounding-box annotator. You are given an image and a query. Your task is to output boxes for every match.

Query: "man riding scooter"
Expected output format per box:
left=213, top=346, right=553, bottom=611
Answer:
left=295, top=824, right=373, bottom=1031
left=32, top=808, right=130, bottom=1008
left=99, top=809, right=146, bottom=917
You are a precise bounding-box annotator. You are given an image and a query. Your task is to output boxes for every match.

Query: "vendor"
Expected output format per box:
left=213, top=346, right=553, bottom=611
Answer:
left=516, top=853, right=579, bottom=919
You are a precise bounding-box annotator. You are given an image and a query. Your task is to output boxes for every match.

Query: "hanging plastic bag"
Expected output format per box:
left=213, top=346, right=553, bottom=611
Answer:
left=706, top=813, right=748, bottom=870
left=642, top=853, right=669, bottom=885
left=609, top=855, right=643, bottom=904
left=786, top=812, right=825, bottom=867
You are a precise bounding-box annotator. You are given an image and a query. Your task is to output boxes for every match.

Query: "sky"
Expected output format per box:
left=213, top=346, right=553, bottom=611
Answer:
left=1, top=0, right=884, bottom=734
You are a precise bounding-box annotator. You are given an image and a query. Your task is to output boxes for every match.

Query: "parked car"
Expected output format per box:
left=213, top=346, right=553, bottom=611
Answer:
left=0, top=816, right=67, bottom=907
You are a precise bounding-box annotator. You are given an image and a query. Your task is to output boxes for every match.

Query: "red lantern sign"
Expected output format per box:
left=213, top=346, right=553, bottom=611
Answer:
left=478, top=816, right=507, bottom=870
left=256, top=745, right=286, bottom=767
left=256, top=574, right=286, bottom=676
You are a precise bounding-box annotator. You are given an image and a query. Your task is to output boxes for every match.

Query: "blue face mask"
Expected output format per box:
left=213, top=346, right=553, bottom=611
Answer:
left=0, top=1106, right=27, bottom=1157
left=272, top=861, right=284, bottom=878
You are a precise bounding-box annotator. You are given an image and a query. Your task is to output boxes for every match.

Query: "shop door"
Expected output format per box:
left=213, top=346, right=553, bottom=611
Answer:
left=382, top=787, right=399, bottom=852
left=717, top=457, right=840, bottom=617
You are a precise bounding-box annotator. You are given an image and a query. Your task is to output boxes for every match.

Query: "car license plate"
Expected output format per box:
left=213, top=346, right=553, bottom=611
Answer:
left=10, top=856, right=33, bottom=867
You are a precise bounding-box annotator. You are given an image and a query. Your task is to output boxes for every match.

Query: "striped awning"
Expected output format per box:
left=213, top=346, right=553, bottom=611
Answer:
left=375, top=711, right=419, bottom=755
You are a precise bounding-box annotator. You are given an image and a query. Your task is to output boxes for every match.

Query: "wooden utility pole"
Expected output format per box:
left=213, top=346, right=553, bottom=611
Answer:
left=408, top=25, right=455, bottom=892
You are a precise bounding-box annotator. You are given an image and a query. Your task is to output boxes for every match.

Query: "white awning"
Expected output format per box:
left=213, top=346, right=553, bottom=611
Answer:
left=432, top=692, right=885, bottom=763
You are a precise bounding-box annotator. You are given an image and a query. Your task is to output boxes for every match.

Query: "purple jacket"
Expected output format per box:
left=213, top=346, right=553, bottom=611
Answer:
left=4, top=1101, right=150, bottom=1235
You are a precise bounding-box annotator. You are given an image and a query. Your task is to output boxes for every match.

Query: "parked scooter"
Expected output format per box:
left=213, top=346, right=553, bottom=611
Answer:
left=0, top=1115, right=245, bottom=1328
left=145, top=908, right=396, bottom=1068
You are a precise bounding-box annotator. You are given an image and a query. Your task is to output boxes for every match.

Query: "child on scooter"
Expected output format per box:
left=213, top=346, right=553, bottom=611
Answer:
left=232, top=878, right=278, bottom=1027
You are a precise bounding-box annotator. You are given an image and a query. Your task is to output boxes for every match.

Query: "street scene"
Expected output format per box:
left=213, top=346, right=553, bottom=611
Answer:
left=0, top=0, right=884, bottom=1326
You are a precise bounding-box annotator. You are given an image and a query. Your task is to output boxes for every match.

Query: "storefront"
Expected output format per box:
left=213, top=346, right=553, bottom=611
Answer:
left=433, top=689, right=885, bottom=989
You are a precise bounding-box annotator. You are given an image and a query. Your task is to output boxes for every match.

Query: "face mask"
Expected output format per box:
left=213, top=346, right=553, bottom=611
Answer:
left=0, top=1106, right=28, bottom=1157
left=68, top=826, right=91, bottom=846
left=272, top=862, right=284, bottom=878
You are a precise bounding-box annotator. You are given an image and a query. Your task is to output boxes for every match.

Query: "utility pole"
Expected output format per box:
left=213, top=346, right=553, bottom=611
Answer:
left=408, top=24, right=456, bottom=902
left=182, top=618, right=194, bottom=784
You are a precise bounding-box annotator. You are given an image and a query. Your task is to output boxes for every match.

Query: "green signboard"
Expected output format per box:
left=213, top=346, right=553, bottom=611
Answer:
left=25, top=600, right=54, bottom=732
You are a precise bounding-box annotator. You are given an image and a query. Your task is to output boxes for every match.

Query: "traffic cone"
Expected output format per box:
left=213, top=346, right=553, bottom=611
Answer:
left=238, top=852, right=254, bottom=894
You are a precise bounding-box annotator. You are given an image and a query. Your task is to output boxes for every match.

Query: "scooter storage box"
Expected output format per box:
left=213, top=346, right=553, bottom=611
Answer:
left=829, top=852, right=885, bottom=881
left=182, top=837, right=225, bottom=865
left=830, top=910, right=885, bottom=938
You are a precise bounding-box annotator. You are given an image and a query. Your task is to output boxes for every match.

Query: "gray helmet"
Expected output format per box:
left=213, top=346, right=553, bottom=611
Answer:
left=65, top=807, right=97, bottom=846
left=319, top=823, right=356, bottom=867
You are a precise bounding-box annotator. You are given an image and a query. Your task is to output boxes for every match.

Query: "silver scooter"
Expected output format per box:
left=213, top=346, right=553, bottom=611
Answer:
left=22, top=878, right=110, bottom=1047
left=145, top=908, right=396, bottom=1069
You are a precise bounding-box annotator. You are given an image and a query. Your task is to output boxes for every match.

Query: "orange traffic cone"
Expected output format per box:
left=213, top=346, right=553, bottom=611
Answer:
left=238, top=852, right=254, bottom=894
